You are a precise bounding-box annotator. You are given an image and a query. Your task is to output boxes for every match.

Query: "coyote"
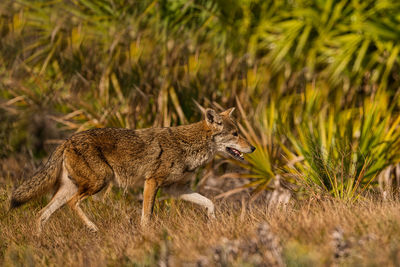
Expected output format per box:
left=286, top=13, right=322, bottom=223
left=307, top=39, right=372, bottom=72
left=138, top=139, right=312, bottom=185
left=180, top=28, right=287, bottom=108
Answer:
left=10, top=107, right=255, bottom=233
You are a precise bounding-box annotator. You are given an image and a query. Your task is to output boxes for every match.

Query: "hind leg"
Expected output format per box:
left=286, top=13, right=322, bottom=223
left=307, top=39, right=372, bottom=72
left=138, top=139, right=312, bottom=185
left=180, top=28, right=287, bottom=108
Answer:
left=62, top=145, right=114, bottom=231
left=37, top=164, right=78, bottom=234
left=68, top=193, right=98, bottom=232
left=64, top=143, right=114, bottom=197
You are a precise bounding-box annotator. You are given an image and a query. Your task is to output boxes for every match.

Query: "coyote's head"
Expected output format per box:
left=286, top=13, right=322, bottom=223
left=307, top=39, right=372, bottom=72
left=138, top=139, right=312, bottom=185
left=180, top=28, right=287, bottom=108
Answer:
left=204, top=107, right=255, bottom=160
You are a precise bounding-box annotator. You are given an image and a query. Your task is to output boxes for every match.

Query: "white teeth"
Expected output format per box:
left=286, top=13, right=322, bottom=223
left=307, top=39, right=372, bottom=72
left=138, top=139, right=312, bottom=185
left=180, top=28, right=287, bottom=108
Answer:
left=227, top=147, right=244, bottom=159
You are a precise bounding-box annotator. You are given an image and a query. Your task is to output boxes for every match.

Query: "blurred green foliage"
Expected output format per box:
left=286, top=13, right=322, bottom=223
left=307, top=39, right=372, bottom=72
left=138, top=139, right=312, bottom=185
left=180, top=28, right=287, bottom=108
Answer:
left=0, top=0, right=399, bottom=198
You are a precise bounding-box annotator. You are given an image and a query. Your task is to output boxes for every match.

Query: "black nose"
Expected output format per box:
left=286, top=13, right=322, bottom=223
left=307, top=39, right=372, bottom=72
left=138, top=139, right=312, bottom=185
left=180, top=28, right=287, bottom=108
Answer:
left=251, top=146, right=256, bottom=152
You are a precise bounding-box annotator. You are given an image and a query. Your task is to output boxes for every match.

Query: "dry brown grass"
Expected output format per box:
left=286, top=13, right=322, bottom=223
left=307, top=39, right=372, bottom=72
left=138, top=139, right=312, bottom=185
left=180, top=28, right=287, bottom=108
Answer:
left=1, top=177, right=400, bottom=267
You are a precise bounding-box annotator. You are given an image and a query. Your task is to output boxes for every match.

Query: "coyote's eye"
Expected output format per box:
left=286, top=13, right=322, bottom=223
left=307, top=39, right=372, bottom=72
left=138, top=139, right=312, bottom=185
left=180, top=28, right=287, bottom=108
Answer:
left=233, top=132, right=238, bottom=137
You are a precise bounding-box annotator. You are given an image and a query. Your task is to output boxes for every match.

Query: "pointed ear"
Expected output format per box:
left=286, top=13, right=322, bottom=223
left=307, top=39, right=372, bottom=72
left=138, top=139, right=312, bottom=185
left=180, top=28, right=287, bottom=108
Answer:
left=220, top=107, right=235, bottom=118
left=192, top=99, right=205, bottom=114
left=205, top=108, right=222, bottom=128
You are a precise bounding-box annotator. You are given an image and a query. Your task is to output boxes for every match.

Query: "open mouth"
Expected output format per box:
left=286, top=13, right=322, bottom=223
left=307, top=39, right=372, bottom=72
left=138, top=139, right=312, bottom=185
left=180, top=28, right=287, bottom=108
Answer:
left=226, top=147, right=244, bottom=160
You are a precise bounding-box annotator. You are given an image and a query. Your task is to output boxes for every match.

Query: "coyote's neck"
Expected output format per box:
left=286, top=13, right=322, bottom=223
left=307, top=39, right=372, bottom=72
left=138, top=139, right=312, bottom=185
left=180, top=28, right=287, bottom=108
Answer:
left=172, top=121, right=216, bottom=171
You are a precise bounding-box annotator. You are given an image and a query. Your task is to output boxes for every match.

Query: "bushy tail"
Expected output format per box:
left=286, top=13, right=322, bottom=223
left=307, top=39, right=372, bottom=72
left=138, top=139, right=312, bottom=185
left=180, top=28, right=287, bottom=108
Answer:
left=10, top=143, right=65, bottom=209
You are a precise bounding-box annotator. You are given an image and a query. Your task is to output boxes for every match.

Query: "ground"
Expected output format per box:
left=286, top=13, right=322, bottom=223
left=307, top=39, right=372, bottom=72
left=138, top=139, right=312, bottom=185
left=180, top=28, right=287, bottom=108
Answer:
left=1, top=178, right=400, bottom=266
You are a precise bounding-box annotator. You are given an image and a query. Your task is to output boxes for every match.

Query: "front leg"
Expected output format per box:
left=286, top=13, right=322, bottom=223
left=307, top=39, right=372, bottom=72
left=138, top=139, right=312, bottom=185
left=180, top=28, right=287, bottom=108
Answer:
left=163, top=181, right=215, bottom=218
left=180, top=192, right=215, bottom=218
left=141, top=178, right=159, bottom=227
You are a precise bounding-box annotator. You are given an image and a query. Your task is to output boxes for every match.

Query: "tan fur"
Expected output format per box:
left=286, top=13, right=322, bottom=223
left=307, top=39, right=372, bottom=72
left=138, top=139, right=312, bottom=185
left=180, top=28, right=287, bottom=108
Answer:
left=10, top=107, right=255, bottom=233
left=10, top=143, right=65, bottom=208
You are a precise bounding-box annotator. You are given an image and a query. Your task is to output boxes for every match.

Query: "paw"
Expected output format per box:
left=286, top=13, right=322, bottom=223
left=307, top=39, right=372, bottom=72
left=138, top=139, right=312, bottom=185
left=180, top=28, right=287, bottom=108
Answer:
left=36, top=217, right=46, bottom=235
left=141, top=216, right=151, bottom=228
left=207, top=203, right=215, bottom=219
left=208, top=212, right=216, bottom=220
left=35, top=226, right=43, bottom=237
left=87, top=222, right=99, bottom=232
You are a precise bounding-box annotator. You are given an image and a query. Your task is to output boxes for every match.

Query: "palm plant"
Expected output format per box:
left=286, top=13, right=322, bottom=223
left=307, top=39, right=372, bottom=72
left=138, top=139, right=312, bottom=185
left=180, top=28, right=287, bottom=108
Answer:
left=282, top=90, right=400, bottom=201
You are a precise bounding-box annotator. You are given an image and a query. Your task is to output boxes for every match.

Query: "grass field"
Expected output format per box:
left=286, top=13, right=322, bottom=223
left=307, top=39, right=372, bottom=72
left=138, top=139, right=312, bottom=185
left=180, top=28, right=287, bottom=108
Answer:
left=2, top=186, right=400, bottom=266
left=1, top=171, right=400, bottom=266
